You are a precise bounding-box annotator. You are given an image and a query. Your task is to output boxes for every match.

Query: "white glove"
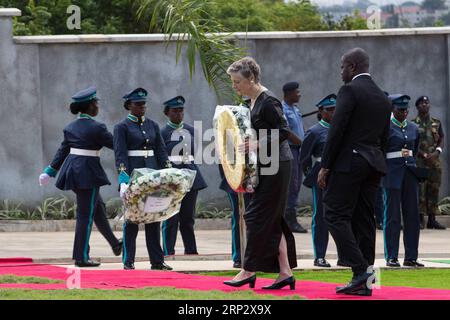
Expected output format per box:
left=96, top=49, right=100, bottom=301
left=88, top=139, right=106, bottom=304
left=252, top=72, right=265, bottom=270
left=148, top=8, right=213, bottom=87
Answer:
left=119, top=183, right=129, bottom=199
left=39, top=173, right=51, bottom=186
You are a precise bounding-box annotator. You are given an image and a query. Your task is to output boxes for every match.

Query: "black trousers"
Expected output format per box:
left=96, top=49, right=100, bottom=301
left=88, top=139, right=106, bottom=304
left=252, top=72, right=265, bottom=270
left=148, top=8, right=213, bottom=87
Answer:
left=225, top=191, right=252, bottom=264
left=311, top=185, right=329, bottom=259
left=383, top=169, right=420, bottom=261
left=374, top=187, right=384, bottom=226
left=162, top=190, right=199, bottom=255
left=122, top=221, right=164, bottom=265
left=72, top=188, right=120, bottom=261
left=323, top=155, right=380, bottom=275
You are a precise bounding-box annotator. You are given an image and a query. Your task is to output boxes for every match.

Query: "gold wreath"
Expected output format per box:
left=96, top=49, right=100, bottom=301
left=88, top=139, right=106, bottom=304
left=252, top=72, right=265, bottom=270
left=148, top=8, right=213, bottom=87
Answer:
left=216, top=108, right=246, bottom=192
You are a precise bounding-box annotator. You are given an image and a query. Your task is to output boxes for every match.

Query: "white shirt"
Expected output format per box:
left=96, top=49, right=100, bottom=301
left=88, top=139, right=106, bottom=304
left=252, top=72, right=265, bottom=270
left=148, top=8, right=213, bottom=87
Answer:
left=352, top=73, right=371, bottom=81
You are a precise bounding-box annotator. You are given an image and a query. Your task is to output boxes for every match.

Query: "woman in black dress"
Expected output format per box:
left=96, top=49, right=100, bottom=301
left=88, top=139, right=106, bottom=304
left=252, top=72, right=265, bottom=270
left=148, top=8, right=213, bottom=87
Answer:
left=223, top=57, right=297, bottom=290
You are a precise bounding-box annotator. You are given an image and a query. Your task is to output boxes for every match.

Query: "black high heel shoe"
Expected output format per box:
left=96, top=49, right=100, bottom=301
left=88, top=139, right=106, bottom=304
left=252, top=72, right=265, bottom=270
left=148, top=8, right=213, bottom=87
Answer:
left=223, top=275, right=256, bottom=288
left=262, top=276, right=295, bottom=290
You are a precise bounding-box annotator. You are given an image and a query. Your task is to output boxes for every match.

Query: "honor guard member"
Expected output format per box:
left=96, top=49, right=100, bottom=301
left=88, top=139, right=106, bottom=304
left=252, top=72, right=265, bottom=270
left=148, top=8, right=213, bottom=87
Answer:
left=218, top=165, right=252, bottom=268
left=114, top=88, right=173, bottom=271
left=382, top=94, right=424, bottom=267
left=412, top=96, right=446, bottom=230
left=374, top=91, right=392, bottom=231
left=282, top=81, right=307, bottom=233
left=160, top=96, right=207, bottom=256
left=39, top=86, right=122, bottom=267
left=218, top=98, right=252, bottom=268
left=299, top=94, right=336, bottom=267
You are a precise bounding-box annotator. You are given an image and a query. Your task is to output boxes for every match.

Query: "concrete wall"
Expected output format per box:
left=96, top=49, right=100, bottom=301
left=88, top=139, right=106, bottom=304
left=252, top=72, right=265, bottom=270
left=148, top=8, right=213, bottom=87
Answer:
left=1, top=9, right=449, bottom=207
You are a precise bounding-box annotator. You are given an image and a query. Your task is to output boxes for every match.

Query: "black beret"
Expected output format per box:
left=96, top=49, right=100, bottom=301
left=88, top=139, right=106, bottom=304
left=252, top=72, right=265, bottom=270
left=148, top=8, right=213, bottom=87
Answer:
left=282, top=81, right=300, bottom=93
left=415, top=95, right=429, bottom=106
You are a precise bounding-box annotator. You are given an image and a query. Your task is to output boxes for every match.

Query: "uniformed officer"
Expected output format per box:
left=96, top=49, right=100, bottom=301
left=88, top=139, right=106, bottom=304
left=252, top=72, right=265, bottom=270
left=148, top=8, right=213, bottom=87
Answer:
left=299, top=94, right=336, bottom=268
left=412, top=96, right=446, bottom=230
left=160, top=96, right=207, bottom=256
left=39, top=86, right=122, bottom=267
left=382, top=94, right=424, bottom=267
left=114, top=87, right=172, bottom=271
left=374, top=91, right=392, bottom=231
left=282, top=81, right=307, bottom=233
left=218, top=165, right=252, bottom=268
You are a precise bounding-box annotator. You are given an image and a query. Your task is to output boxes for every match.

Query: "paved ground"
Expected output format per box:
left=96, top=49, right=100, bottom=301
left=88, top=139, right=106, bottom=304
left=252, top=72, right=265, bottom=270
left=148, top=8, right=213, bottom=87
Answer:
left=1, top=229, right=449, bottom=271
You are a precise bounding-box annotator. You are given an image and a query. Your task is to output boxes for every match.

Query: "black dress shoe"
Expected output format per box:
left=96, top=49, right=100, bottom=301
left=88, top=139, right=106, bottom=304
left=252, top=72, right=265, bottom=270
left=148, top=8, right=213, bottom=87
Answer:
left=224, top=275, right=256, bottom=288
left=314, top=258, right=331, bottom=268
left=376, top=223, right=383, bottom=230
left=289, top=223, right=308, bottom=233
left=233, top=261, right=242, bottom=269
left=124, top=263, right=135, bottom=270
left=112, top=238, right=123, bottom=256
left=403, top=260, right=424, bottom=267
left=337, top=260, right=351, bottom=267
left=427, top=220, right=447, bottom=230
left=336, top=272, right=373, bottom=296
left=262, top=276, right=296, bottom=290
left=151, top=262, right=173, bottom=271
left=386, top=259, right=401, bottom=267
left=75, top=260, right=101, bottom=267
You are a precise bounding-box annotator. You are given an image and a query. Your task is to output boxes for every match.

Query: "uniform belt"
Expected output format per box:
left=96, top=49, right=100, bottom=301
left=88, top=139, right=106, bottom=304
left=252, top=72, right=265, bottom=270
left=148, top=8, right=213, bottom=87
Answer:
left=169, top=155, right=194, bottom=162
left=70, top=148, right=101, bottom=157
left=386, top=150, right=413, bottom=159
left=128, top=150, right=154, bottom=157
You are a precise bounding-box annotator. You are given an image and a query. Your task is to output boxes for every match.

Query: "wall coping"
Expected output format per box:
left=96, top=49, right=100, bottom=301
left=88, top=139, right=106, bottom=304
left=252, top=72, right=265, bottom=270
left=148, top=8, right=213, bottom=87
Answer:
left=12, top=27, right=450, bottom=44
left=0, top=8, right=21, bottom=16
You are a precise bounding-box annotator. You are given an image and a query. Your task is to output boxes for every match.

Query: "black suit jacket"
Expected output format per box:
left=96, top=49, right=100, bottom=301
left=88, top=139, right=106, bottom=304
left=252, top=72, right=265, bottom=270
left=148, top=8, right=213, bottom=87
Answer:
left=321, top=75, right=392, bottom=174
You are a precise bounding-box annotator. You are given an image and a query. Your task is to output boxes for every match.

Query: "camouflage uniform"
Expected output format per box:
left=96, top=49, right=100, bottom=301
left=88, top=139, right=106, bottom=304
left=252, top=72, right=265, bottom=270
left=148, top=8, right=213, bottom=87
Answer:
left=412, top=116, right=444, bottom=222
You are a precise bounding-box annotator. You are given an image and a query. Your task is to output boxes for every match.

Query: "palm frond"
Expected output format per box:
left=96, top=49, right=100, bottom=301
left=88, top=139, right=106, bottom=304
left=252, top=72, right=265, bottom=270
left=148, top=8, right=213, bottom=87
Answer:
left=137, top=0, right=246, bottom=103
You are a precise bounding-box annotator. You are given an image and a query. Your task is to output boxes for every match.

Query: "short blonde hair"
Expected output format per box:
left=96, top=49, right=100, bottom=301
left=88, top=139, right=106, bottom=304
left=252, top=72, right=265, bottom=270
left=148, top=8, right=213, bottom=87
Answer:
left=227, top=57, right=261, bottom=83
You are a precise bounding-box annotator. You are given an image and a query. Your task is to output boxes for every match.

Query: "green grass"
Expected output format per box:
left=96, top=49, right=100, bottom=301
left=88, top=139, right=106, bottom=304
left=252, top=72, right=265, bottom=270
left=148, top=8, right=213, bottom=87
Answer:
left=201, top=269, right=450, bottom=290
left=0, top=286, right=303, bottom=300
left=2, top=269, right=450, bottom=300
left=0, top=275, right=62, bottom=284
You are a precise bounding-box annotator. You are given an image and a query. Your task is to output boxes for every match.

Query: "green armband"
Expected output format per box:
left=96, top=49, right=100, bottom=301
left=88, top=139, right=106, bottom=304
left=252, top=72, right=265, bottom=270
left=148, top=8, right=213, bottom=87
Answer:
left=44, top=166, right=57, bottom=178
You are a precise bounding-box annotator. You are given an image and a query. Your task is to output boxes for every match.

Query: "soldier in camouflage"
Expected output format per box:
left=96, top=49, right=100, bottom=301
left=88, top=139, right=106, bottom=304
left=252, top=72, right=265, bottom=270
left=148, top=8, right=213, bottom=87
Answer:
left=412, top=96, right=446, bottom=230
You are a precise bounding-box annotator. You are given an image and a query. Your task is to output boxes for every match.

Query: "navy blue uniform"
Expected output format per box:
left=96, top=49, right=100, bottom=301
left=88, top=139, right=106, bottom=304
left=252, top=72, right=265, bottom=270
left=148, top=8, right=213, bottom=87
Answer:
left=114, top=115, right=169, bottom=266
left=382, top=119, right=420, bottom=261
left=218, top=165, right=252, bottom=265
left=47, top=115, right=120, bottom=261
left=300, top=120, right=330, bottom=260
left=160, top=123, right=207, bottom=255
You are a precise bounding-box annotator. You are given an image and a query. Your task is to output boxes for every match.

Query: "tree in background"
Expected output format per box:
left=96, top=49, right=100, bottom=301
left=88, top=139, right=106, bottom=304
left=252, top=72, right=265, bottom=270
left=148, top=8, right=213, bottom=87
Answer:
left=1, top=0, right=375, bottom=36
left=323, top=10, right=368, bottom=31
left=421, top=0, right=447, bottom=11
left=138, top=0, right=245, bottom=101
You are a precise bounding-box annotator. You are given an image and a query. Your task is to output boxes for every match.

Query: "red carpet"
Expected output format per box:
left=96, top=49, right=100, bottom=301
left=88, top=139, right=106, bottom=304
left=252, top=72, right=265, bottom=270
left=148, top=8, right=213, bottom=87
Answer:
left=1, top=258, right=450, bottom=300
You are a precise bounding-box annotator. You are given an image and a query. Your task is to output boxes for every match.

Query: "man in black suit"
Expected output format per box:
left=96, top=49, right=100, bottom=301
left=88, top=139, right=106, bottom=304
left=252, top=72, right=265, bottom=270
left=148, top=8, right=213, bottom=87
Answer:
left=317, top=48, right=392, bottom=296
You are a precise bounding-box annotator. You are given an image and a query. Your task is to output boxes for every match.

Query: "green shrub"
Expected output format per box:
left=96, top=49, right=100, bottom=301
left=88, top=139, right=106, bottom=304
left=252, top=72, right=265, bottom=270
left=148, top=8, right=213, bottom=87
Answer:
left=105, top=197, right=124, bottom=219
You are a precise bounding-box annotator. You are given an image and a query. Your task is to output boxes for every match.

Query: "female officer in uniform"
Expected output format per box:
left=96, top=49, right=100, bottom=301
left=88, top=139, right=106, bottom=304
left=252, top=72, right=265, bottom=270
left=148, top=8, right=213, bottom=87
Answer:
left=160, top=96, right=207, bottom=256
left=382, top=94, right=424, bottom=268
left=299, top=94, right=336, bottom=268
left=114, top=87, right=172, bottom=271
left=39, top=86, right=122, bottom=267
